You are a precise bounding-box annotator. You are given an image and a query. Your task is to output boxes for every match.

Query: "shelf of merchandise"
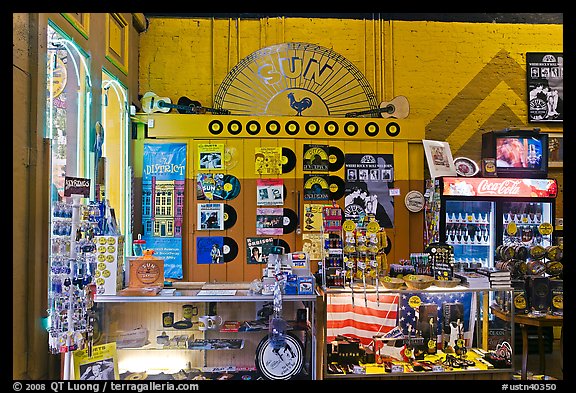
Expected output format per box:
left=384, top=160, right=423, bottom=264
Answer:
left=95, top=288, right=319, bottom=379
left=318, top=286, right=515, bottom=380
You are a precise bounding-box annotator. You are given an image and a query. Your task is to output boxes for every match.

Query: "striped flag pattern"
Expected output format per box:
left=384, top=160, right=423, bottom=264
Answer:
left=326, top=292, right=400, bottom=346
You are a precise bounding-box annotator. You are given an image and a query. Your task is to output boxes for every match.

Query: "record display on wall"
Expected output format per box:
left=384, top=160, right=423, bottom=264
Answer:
left=283, top=208, right=298, bottom=234
left=223, top=237, right=239, bottom=262
left=272, top=238, right=291, bottom=254
left=328, top=146, right=345, bottom=172
left=223, top=205, right=237, bottom=229
left=281, top=147, right=296, bottom=173
left=222, top=175, right=241, bottom=200
left=328, top=175, right=346, bottom=200
left=197, top=174, right=241, bottom=201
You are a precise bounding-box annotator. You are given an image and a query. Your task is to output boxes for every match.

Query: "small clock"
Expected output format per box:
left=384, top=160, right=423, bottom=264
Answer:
left=255, top=333, right=304, bottom=380
left=48, top=56, right=67, bottom=98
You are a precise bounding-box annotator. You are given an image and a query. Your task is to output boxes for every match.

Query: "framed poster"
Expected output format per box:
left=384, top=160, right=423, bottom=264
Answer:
left=422, top=140, right=457, bottom=179
left=527, top=52, right=563, bottom=123
left=344, top=153, right=395, bottom=228
left=547, top=133, right=563, bottom=167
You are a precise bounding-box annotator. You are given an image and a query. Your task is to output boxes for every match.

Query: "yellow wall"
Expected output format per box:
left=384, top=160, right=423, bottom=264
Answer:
left=136, top=17, right=563, bottom=282
left=137, top=18, right=563, bottom=213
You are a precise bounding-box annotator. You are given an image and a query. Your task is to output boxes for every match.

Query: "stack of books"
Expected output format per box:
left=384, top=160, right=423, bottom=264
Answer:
left=454, top=271, right=490, bottom=289
left=474, top=267, right=512, bottom=289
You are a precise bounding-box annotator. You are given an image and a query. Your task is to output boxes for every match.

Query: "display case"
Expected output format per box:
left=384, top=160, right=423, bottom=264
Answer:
left=94, top=287, right=318, bottom=380
left=319, top=285, right=515, bottom=380
left=424, top=177, right=557, bottom=269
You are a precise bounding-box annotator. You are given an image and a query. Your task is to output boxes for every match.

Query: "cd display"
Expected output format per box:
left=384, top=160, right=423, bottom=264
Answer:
left=223, top=237, right=239, bottom=262
left=282, top=147, right=296, bottom=173
left=283, top=208, right=298, bottom=234
left=328, top=146, right=345, bottom=171
left=223, top=205, right=237, bottom=229
left=328, top=175, right=345, bottom=200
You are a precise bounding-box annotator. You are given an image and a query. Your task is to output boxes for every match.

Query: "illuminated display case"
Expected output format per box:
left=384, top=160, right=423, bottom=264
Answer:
left=425, top=177, right=557, bottom=269
left=94, top=289, right=318, bottom=380
left=319, top=286, right=515, bottom=379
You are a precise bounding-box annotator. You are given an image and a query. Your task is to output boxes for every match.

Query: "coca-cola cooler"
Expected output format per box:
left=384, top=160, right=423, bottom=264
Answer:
left=424, top=176, right=557, bottom=269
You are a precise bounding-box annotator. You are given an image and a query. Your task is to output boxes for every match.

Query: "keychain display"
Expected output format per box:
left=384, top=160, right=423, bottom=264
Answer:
left=47, top=197, right=112, bottom=359
left=335, top=216, right=388, bottom=307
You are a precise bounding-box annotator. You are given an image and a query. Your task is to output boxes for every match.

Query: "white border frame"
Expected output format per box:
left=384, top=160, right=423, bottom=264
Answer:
left=422, top=139, right=457, bottom=179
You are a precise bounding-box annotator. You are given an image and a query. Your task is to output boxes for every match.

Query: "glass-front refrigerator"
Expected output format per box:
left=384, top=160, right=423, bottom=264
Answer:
left=425, top=177, right=557, bottom=269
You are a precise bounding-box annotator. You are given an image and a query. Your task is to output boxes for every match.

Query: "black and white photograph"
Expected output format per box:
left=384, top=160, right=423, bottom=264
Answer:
left=198, top=143, right=224, bottom=170
left=527, top=52, right=563, bottom=123
left=79, top=359, right=116, bottom=380
left=256, top=178, right=284, bottom=206
left=344, top=154, right=395, bottom=228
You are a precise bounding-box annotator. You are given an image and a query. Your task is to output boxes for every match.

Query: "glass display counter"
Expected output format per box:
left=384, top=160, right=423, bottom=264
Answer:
left=95, top=287, right=318, bottom=380
left=318, top=285, right=515, bottom=380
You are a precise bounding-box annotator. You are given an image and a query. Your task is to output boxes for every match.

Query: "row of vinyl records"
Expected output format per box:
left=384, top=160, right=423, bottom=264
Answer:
left=454, top=267, right=511, bottom=289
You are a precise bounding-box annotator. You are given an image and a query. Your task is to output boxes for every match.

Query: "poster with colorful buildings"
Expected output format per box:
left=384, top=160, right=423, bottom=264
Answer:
left=142, top=143, right=187, bottom=279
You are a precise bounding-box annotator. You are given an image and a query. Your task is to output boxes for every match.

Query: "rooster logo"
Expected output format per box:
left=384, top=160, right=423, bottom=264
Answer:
left=287, top=92, right=312, bottom=116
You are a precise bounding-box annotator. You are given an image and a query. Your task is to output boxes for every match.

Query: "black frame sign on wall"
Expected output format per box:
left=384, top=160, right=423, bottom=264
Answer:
left=527, top=52, right=563, bottom=123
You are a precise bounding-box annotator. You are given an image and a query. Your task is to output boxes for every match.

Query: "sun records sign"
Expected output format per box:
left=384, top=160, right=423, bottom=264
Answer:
left=215, top=42, right=379, bottom=118
left=64, top=176, right=91, bottom=197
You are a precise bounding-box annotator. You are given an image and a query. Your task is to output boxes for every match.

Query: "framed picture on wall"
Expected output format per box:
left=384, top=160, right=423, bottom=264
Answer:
left=422, top=140, right=457, bottom=179
left=547, top=133, right=563, bottom=167
left=527, top=52, right=563, bottom=123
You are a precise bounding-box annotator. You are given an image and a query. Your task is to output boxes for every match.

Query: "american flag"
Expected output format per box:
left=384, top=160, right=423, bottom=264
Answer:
left=326, top=292, right=400, bottom=346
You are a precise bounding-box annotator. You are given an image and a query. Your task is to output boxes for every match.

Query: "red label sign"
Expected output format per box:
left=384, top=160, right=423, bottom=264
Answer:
left=442, top=177, right=557, bottom=198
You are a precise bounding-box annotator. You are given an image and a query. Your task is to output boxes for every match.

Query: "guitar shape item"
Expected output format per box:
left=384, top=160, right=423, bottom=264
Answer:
left=141, top=91, right=172, bottom=113
left=141, top=91, right=230, bottom=115
left=345, top=95, right=410, bottom=119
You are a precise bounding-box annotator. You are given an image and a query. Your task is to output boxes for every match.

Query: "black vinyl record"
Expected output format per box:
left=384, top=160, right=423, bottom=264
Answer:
left=223, top=237, right=239, bottom=262
left=328, top=175, right=345, bottom=200
left=272, top=238, right=291, bottom=254
left=222, top=175, right=241, bottom=200
left=328, top=146, right=345, bottom=172
left=283, top=208, right=298, bottom=234
left=282, top=147, right=296, bottom=173
left=383, top=235, right=392, bottom=255
left=223, top=205, right=237, bottom=229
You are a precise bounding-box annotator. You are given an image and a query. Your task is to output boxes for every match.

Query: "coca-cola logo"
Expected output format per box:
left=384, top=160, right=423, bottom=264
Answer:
left=476, top=179, right=522, bottom=196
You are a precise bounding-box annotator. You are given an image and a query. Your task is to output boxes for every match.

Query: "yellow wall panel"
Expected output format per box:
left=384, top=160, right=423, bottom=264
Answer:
left=135, top=17, right=562, bottom=282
